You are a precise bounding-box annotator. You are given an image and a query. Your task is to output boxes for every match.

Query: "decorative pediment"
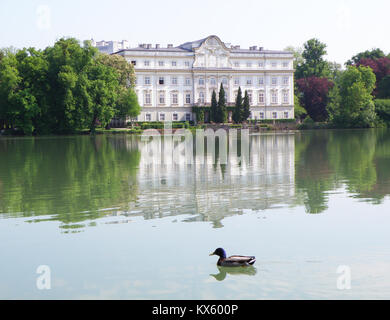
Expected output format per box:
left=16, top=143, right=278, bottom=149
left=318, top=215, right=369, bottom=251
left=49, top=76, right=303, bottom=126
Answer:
left=193, top=36, right=231, bottom=69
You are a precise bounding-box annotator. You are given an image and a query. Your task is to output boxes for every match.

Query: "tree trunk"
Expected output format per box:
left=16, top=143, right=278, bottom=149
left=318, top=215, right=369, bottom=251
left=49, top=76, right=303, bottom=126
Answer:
left=90, top=114, right=98, bottom=134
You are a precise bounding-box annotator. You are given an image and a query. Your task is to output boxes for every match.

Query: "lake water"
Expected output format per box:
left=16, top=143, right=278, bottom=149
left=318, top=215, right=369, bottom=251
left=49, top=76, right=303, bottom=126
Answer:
left=1, top=129, right=390, bottom=300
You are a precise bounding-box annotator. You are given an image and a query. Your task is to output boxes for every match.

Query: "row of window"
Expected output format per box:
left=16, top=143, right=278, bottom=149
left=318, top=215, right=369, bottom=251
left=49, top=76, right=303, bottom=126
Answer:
left=197, top=90, right=289, bottom=105
left=132, top=60, right=192, bottom=67
left=254, top=111, right=290, bottom=120
left=234, top=61, right=290, bottom=69
left=142, top=111, right=289, bottom=122
left=138, top=76, right=290, bottom=86
left=131, top=60, right=290, bottom=69
left=144, top=113, right=192, bottom=122
left=143, top=92, right=192, bottom=105
left=141, top=90, right=290, bottom=106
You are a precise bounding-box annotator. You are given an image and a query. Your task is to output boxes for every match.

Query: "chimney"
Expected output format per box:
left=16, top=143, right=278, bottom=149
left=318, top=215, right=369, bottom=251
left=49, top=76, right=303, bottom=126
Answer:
left=252, top=46, right=258, bottom=50
left=156, top=44, right=160, bottom=49
left=259, top=47, right=264, bottom=51
left=167, top=44, right=173, bottom=48
left=147, top=44, right=152, bottom=49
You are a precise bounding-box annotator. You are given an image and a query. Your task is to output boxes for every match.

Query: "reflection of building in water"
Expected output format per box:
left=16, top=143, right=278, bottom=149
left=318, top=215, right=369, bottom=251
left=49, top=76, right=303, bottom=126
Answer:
left=130, top=133, right=295, bottom=228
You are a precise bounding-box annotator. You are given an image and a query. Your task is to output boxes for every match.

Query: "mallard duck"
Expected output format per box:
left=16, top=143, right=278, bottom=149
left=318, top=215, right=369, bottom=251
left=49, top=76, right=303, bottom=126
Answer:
left=209, top=248, right=256, bottom=267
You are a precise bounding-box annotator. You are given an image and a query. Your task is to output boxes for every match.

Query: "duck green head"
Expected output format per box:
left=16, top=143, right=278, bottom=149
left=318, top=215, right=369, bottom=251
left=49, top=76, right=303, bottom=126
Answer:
left=210, top=248, right=227, bottom=259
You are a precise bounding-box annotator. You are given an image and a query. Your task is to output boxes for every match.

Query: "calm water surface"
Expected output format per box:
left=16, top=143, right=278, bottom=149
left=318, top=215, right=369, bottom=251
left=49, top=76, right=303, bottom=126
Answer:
left=1, top=129, right=390, bottom=299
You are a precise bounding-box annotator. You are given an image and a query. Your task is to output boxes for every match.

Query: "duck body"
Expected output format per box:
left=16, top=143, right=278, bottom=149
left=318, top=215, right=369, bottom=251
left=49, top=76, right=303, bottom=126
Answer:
left=210, top=248, right=256, bottom=267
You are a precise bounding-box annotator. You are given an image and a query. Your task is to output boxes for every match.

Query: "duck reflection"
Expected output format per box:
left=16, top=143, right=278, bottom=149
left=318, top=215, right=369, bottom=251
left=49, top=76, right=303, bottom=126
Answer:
left=210, top=266, right=257, bottom=281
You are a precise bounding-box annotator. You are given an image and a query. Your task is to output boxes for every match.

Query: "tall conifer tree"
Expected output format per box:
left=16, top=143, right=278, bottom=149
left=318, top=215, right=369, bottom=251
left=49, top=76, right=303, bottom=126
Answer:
left=242, top=90, right=251, bottom=122
left=233, top=87, right=243, bottom=123
left=210, top=90, right=218, bottom=123
left=217, top=83, right=227, bottom=123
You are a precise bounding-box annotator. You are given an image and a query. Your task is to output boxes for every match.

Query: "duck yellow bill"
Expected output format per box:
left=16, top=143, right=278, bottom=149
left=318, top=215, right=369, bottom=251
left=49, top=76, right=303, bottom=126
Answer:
left=209, top=252, right=215, bottom=256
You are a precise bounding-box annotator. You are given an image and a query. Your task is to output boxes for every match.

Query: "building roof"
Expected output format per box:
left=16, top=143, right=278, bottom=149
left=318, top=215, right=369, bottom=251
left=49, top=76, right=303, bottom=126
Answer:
left=114, top=47, right=189, bottom=54
left=112, top=35, right=292, bottom=56
left=178, top=37, right=210, bottom=51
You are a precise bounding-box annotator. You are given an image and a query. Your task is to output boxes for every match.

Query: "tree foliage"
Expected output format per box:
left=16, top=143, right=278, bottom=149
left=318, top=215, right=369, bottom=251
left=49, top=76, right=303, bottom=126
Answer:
left=232, top=87, right=242, bottom=124
left=0, top=38, right=139, bottom=135
left=284, top=46, right=304, bottom=70
left=295, top=38, right=330, bottom=79
left=296, top=76, right=334, bottom=122
left=96, top=53, right=136, bottom=88
left=356, top=57, right=390, bottom=97
left=346, top=48, right=385, bottom=66
left=242, top=90, right=251, bottom=122
left=210, top=90, right=218, bottom=123
left=328, top=65, right=377, bottom=128
left=294, top=38, right=333, bottom=123
left=374, top=99, right=390, bottom=125
left=377, top=75, right=390, bottom=99
left=294, top=94, right=307, bottom=120
left=216, top=84, right=227, bottom=123
left=116, top=88, right=141, bottom=120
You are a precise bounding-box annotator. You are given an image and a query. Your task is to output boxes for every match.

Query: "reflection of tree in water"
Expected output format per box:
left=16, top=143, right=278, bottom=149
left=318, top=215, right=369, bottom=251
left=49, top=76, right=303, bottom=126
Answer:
left=0, top=135, right=140, bottom=229
left=327, top=130, right=377, bottom=195
left=339, top=129, right=390, bottom=203
left=295, top=131, right=336, bottom=214
left=295, top=129, right=390, bottom=213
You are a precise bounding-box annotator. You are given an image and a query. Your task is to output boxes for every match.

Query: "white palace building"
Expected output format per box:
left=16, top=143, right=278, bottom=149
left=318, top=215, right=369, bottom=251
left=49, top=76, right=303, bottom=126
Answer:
left=108, top=35, right=294, bottom=122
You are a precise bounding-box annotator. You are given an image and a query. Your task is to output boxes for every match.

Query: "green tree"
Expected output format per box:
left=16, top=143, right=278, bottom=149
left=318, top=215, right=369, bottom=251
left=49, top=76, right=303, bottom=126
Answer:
left=377, top=75, right=390, bottom=99
left=328, top=61, right=343, bottom=82
left=96, top=52, right=136, bottom=88
left=84, top=61, right=119, bottom=133
left=284, top=46, right=304, bottom=70
left=232, top=87, right=243, bottom=123
left=116, top=88, right=141, bottom=124
left=295, top=38, right=330, bottom=79
left=216, top=84, right=227, bottom=123
left=210, top=90, right=218, bottom=123
left=16, top=48, right=50, bottom=134
left=294, top=94, right=307, bottom=120
left=346, top=48, right=385, bottom=66
left=0, top=50, right=20, bottom=130
left=0, top=39, right=137, bottom=135
left=44, top=38, right=99, bottom=133
left=0, top=49, right=44, bottom=134
left=329, top=65, right=377, bottom=128
left=241, top=90, right=251, bottom=122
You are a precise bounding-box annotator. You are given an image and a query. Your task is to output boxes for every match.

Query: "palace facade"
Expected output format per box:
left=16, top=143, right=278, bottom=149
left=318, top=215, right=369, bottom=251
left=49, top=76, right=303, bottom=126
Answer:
left=113, top=35, right=294, bottom=122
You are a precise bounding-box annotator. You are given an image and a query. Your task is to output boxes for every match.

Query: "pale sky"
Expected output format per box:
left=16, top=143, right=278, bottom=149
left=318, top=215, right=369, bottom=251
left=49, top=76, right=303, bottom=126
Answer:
left=0, top=0, right=389, bottom=65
